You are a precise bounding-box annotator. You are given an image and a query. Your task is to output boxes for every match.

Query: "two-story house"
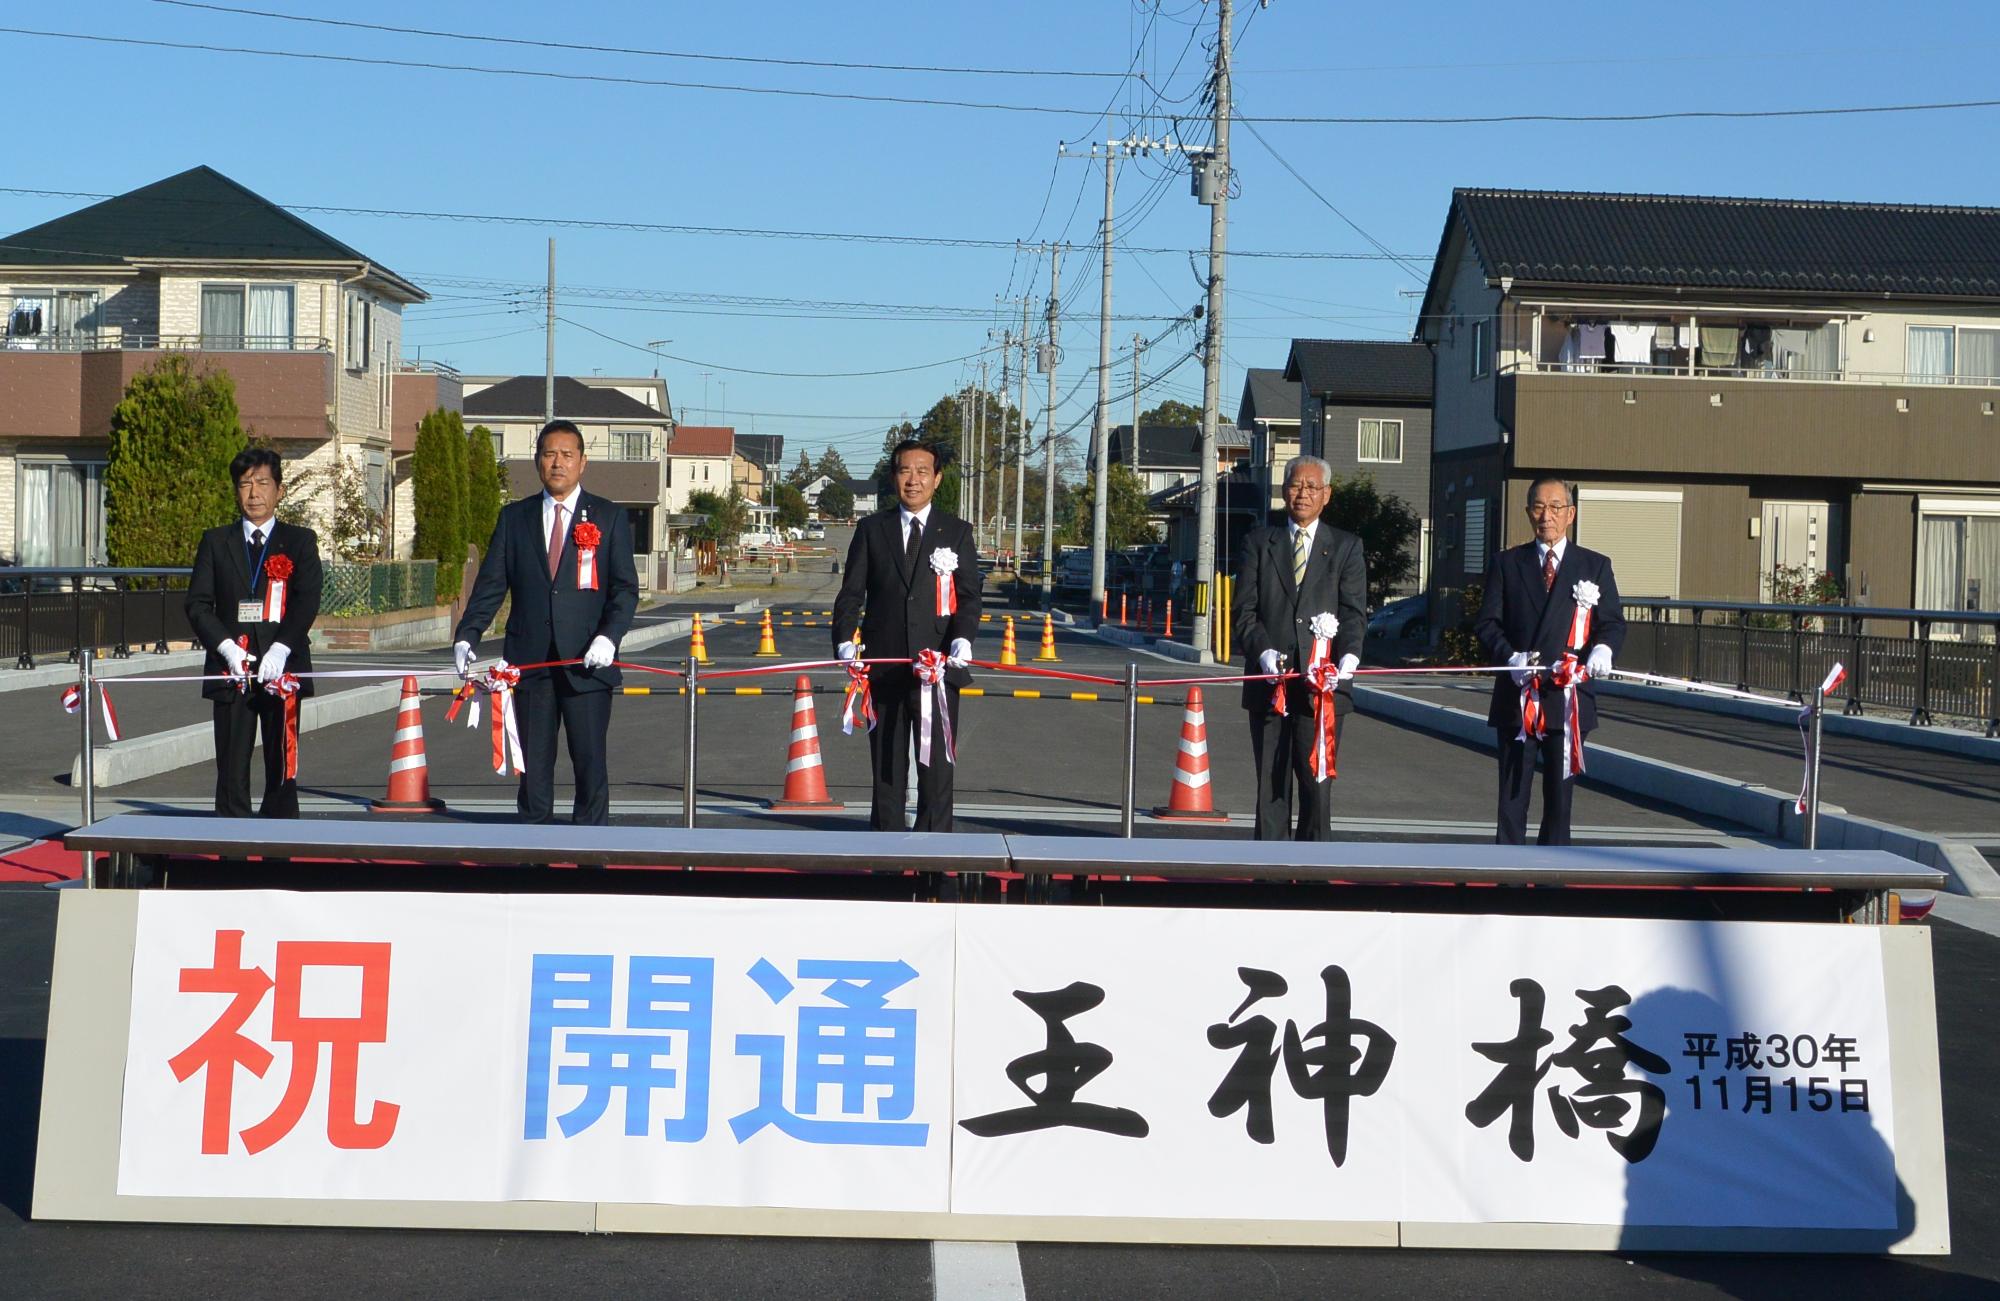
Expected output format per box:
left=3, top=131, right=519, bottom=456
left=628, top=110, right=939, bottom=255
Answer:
left=1419, top=187, right=2000, bottom=629
left=463, top=374, right=673, bottom=550
left=662, top=426, right=735, bottom=515
left=1283, top=339, right=1435, bottom=596
left=1236, top=367, right=1302, bottom=512
left=733, top=433, right=783, bottom=505
left=0, top=166, right=427, bottom=565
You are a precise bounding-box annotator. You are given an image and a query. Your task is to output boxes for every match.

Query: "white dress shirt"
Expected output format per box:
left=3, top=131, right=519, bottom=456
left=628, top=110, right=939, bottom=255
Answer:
left=542, top=485, right=582, bottom=553
left=1536, top=536, right=1568, bottom=572
left=898, top=503, right=933, bottom=547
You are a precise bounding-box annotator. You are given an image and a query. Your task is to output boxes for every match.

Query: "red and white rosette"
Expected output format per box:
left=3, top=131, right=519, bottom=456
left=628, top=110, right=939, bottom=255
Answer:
left=262, top=553, right=293, bottom=622
left=1567, top=578, right=1599, bottom=654
left=448, top=661, right=525, bottom=776
left=912, top=648, right=955, bottom=767
left=572, top=518, right=602, bottom=591
left=262, top=672, right=301, bottom=779
left=841, top=652, right=877, bottom=735
left=928, top=546, right=959, bottom=616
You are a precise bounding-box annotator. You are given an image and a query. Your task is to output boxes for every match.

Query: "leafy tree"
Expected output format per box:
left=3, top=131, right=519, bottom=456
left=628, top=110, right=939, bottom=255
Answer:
left=687, top=485, right=750, bottom=544
left=464, top=423, right=505, bottom=557
left=1321, top=473, right=1420, bottom=606
left=410, top=407, right=468, bottom=603
left=814, top=447, right=851, bottom=483
left=275, top=452, right=381, bottom=560
left=817, top=481, right=855, bottom=520
left=772, top=482, right=808, bottom=530
left=105, top=355, right=247, bottom=566
left=1060, top=464, right=1154, bottom=550
left=1139, top=399, right=1201, bottom=427
left=785, top=448, right=815, bottom=488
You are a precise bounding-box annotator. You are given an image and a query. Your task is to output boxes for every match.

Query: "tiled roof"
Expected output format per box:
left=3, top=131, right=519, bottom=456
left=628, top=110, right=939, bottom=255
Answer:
left=464, top=375, right=667, bottom=422
left=1108, top=424, right=1201, bottom=469
left=668, top=425, right=735, bottom=457
left=734, top=433, right=783, bottom=466
left=1283, top=340, right=1433, bottom=403
left=1451, top=187, right=2000, bottom=299
left=1237, top=368, right=1301, bottom=426
left=0, top=165, right=423, bottom=300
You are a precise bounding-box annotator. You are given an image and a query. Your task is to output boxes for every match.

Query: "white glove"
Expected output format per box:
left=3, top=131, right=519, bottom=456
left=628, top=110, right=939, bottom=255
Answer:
left=218, top=640, right=251, bottom=675
left=1508, top=651, right=1534, bottom=687
left=453, top=641, right=474, bottom=677
left=256, top=641, right=291, bottom=683
left=947, top=637, right=972, bottom=669
left=1258, top=649, right=1283, bottom=677
left=836, top=640, right=858, bottom=662
left=1587, top=644, right=1613, bottom=677
left=1336, top=652, right=1360, bottom=682
left=582, top=635, right=616, bottom=670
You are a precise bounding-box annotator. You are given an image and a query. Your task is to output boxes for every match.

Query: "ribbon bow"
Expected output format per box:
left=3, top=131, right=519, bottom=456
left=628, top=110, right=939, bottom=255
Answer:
left=262, top=672, right=302, bottom=780
left=1303, top=659, right=1341, bottom=782
left=841, top=658, right=878, bottom=735
left=912, top=648, right=955, bottom=767
left=1548, top=652, right=1589, bottom=778
left=447, top=661, right=525, bottom=776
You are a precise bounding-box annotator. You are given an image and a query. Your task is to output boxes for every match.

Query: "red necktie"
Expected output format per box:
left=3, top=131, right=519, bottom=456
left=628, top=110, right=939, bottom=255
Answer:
left=548, top=504, right=566, bottom=580
left=1542, top=547, right=1558, bottom=592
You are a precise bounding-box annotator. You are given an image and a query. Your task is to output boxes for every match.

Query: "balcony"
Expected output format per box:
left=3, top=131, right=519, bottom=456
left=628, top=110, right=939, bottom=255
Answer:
left=1497, top=362, right=2000, bottom=483
left=0, top=335, right=334, bottom=442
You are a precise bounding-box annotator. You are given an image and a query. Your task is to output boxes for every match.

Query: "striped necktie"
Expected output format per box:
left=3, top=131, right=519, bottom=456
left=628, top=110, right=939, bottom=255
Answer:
left=1292, top=527, right=1309, bottom=585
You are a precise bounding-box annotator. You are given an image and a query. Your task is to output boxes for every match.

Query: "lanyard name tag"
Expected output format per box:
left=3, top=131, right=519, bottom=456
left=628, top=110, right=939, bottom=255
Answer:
left=237, top=600, right=267, bottom=623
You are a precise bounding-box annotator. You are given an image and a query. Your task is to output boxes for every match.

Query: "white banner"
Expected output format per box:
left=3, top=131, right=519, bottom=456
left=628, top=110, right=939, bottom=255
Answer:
left=119, top=893, right=1900, bottom=1230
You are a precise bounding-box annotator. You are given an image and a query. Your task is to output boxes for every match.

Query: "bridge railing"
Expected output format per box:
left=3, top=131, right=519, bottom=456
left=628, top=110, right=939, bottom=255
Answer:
left=0, top=567, right=193, bottom=668
left=1619, top=598, right=2000, bottom=730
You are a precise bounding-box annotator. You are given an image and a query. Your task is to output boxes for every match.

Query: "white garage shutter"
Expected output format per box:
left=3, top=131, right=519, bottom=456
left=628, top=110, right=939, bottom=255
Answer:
left=1578, top=488, right=1682, bottom=599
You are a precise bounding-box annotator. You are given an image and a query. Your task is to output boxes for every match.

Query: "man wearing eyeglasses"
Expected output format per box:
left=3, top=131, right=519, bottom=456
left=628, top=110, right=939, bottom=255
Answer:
left=1473, top=475, right=1625, bottom=845
left=1232, top=455, right=1368, bottom=841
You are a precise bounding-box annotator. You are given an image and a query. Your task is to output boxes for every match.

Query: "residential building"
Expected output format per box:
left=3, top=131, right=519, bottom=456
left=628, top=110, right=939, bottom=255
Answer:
left=1284, top=339, right=1434, bottom=595
left=1108, top=422, right=1252, bottom=556
left=0, top=165, right=427, bottom=565
left=1418, top=187, right=2000, bottom=633
left=839, top=477, right=878, bottom=516
left=464, top=374, right=673, bottom=550
left=733, top=433, right=783, bottom=504
left=1236, top=367, right=1302, bottom=512
left=662, top=425, right=735, bottom=515
left=387, top=360, right=463, bottom=558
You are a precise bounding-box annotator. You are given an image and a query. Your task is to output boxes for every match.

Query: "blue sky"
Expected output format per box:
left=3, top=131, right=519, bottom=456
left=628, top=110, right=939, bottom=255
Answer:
left=6, top=1, right=1999, bottom=468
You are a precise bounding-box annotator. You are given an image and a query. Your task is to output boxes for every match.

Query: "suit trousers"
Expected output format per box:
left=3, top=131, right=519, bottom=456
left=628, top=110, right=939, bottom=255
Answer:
left=1495, top=724, right=1577, bottom=846
left=1247, top=705, right=1345, bottom=842
left=867, top=673, right=961, bottom=832
left=514, top=667, right=613, bottom=825
left=211, top=691, right=298, bottom=819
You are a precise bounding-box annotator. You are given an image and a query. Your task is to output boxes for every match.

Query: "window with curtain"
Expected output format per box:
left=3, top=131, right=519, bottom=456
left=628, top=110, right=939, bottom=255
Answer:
left=200, top=285, right=245, bottom=349
left=1955, top=328, right=2000, bottom=384
left=1919, top=512, right=2000, bottom=640
left=245, top=285, right=293, bottom=350
left=1803, top=321, right=1842, bottom=378
left=51, top=290, right=100, bottom=345
left=16, top=461, right=106, bottom=567
left=614, top=429, right=651, bottom=460
left=1908, top=327, right=1954, bottom=384
left=345, top=293, right=371, bottom=370
left=1357, top=418, right=1404, bottom=463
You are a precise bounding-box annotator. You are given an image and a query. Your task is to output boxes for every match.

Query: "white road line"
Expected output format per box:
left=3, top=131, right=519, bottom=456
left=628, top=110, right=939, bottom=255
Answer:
left=931, top=1240, right=1026, bottom=1301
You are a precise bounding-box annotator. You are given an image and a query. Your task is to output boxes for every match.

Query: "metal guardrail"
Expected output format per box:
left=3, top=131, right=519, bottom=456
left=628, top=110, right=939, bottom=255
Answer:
left=1502, top=359, right=2000, bottom=388
left=1620, top=599, right=2000, bottom=732
left=0, top=332, right=332, bottom=353
left=0, top=567, right=192, bottom=668
left=324, top=560, right=437, bottom=616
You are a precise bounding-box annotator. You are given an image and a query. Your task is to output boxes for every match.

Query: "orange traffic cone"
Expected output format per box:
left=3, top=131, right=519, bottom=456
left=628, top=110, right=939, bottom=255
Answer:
left=768, top=675, right=843, bottom=809
left=1035, top=612, right=1061, bottom=661
left=689, top=613, right=711, bottom=665
left=1152, top=685, right=1228, bottom=822
left=370, top=676, right=446, bottom=813
left=1000, top=616, right=1019, bottom=666
left=754, top=608, right=780, bottom=657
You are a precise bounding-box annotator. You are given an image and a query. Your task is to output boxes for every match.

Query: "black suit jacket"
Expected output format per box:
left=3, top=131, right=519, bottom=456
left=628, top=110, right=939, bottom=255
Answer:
left=832, top=507, right=983, bottom=688
left=454, top=489, right=640, bottom=691
left=1232, top=520, right=1368, bottom=715
left=1474, top=541, right=1627, bottom=732
left=186, top=519, right=324, bottom=701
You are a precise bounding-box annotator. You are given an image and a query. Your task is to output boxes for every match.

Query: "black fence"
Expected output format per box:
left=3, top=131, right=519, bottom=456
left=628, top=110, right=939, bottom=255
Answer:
left=1621, top=600, right=2000, bottom=732
left=0, top=568, right=193, bottom=668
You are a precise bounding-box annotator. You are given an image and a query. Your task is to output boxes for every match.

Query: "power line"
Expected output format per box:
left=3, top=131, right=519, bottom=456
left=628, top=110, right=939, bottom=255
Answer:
left=1236, top=114, right=1429, bottom=282
left=152, top=2, right=1129, bottom=79
left=556, top=315, right=1005, bottom=379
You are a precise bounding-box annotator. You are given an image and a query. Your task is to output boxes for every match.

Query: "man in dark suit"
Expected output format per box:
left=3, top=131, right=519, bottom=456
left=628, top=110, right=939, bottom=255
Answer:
left=832, top=438, right=983, bottom=831
left=1474, top=474, right=1626, bottom=845
left=454, top=419, right=639, bottom=825
left=1231, top=455, right=1368, bottom=841
left=185, top=447, right=324, bottom=818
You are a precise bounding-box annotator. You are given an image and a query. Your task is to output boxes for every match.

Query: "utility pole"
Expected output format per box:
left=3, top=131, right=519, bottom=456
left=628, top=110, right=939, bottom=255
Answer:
left=1190, top=0, right=1232, bottom=664
left=1090, top=140, right=1120, bottom=616
left=974, top=360, right=988, bottom=552
left=997, top=332, right=1011, bottom=552
left=1015, top=294, right=1029, bottom=564
left=1040, top=245, right=1062, bottom=607
left=544, top=237, right=556, bottom=425
left=1131, top=332, right=1144, bottom=448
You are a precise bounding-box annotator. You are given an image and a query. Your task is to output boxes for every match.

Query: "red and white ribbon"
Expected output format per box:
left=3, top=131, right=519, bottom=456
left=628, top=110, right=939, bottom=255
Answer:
left=841, top=658, right=878, bottom=735
left=60, top=683, right=122, bottom=740
left=1549, top=653, right=1589, bottom=778
left=1304, top=660, right=1341, bottom=783
left=232, top=635, right=256, bottom=694
left=452, top=662, right=525, bottom=776
left=262, top=673, right=300, bottom=779
left=929, top=547, right=959, bottom=616
left=1795, top=662, right=1847, bottom=814
left=1567, top=579, right=1599, bottom=653
left=912, top=648, right=954, bottom=767
left=262, top=554, right=293, bottom=622
left=575, top=547, right=597, bottom=590
left=60, top=684, right=80, bottom=715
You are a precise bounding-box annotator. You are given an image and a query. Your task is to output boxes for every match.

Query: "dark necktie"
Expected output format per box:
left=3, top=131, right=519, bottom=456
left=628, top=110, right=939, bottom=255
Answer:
left=905, top=516, right=922, bottom=572
left=250, top=529, right=264, bottom=550
left=1542, top=547, right=1558, bottom=592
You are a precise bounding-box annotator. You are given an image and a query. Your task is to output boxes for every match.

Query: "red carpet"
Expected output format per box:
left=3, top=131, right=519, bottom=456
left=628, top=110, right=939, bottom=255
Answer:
left=0, top=838, right=81, bottom=883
